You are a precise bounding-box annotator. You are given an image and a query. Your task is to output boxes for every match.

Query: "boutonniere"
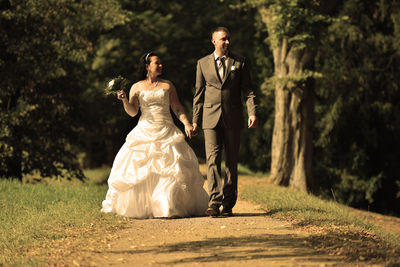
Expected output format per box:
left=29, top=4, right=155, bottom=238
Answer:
left=231, top=66, right=237, bottom=71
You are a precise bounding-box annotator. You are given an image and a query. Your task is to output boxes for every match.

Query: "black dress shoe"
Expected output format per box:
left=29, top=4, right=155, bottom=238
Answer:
left=205, top=206, right=220, bottom=217
left=221, top=207, right=233, bottom=216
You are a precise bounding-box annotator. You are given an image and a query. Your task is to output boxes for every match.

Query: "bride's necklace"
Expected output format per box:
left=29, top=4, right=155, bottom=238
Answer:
left=147, top=79, right=159, bottom=89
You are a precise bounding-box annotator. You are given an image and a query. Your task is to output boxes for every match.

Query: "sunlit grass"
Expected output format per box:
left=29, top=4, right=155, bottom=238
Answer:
left=0, top=167, right=117, bottom=266
left=242, top=181, right=400, bottom=255
left=83, top=165, right=111, bottom=184
left=237, top=163, right=267, bottom=177
left=242, top=182, right=359, bottom=225
left=219, top=162, right=267, bottom=178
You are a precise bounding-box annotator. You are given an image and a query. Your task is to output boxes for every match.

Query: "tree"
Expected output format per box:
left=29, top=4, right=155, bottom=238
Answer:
left=314, top=0, right=400, bottom=215
left=0, top=0, right=127, bottom=180
left=240, top=0, right=337, bottom=191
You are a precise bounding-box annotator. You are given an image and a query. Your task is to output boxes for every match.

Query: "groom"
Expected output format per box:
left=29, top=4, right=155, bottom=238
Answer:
left=192, top=27, right=257, bottom=217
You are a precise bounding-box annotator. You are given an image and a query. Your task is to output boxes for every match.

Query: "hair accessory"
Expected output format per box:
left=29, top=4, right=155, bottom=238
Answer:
left=145, top=52, right=152, bottom=63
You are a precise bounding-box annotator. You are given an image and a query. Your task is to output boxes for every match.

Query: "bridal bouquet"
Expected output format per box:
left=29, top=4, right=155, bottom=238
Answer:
left=105, top=75, right=128, bottom=96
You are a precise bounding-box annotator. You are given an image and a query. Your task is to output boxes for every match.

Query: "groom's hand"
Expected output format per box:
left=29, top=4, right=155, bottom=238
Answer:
left=192, top=123, right=199, bottom=136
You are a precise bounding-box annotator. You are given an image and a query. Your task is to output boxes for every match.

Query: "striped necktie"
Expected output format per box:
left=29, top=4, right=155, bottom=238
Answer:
left=218, top=57, right=226, bottom=80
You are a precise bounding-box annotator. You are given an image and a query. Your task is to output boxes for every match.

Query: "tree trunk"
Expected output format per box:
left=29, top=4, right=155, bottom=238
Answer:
left=261, top=10, right=314, bottom=192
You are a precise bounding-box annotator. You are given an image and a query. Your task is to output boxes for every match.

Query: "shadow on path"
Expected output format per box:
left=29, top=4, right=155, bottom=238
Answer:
left=96, top=233, right=342, bottom=265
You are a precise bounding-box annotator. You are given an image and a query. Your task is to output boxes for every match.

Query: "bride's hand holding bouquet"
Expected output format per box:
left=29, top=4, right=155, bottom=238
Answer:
left=105, top=76, right=128, bottom=100
left=116, top=90, right=127, bottom=101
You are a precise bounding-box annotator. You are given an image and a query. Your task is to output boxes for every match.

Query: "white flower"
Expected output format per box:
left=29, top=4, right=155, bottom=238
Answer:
left=104, top=76, right=127, bottom=96
left=231, top=66, right=236, bottom=71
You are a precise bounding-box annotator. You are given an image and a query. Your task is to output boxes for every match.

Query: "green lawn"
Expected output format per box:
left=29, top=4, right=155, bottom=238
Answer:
left=0, top=167, right=121, bottom=266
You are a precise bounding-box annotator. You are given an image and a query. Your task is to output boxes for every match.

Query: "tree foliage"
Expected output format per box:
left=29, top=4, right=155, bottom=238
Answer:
left=0, top=0, right=127, bottom=180
left=314, top=0, right=400, bottom=214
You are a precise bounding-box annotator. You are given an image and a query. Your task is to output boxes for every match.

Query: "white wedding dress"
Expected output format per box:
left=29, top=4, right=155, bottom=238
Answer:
left=101, top=88, right=208, bottom=218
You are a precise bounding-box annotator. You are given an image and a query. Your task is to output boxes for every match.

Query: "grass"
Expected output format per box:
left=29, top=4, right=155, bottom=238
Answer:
left=218, top=161, right=266, bottom=178
left=0, top=166, right=126, bottom=266
left=241, top=180, right=400, bottom=263
left=237, top=163, right=266, bottom=177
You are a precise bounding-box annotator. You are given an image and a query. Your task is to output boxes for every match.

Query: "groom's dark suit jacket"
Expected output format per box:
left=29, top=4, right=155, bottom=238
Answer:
left=193, top=51, right=256, bottom=129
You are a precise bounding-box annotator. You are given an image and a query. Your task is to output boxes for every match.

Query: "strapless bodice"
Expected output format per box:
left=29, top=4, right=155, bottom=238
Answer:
left=139, top=89, right=172, bottom=124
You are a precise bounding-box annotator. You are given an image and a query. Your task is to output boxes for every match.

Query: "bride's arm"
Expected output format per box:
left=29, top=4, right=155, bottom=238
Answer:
left=118, top=83, right=139, bottom=117
left=169, top=82, right=193, bottom=138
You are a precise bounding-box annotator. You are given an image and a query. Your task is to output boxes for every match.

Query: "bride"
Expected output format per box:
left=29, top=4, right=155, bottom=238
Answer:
left=101, top=52, right=209, bottom=218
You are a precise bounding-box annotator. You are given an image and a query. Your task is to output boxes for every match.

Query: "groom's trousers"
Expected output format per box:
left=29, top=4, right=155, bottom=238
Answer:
left=204, top=119, right=241, bottom=209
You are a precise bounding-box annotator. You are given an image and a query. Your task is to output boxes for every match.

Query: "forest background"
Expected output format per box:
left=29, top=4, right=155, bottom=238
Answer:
left=1, top=0, right=399, bottom=216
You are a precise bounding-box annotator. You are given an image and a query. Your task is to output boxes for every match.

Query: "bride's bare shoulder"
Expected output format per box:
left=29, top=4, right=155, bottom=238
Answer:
left=131, top=80, right=146, bottom=88
left=130, top=81, right=145, bottom=96
left=158, top=79, right=175, bottom=89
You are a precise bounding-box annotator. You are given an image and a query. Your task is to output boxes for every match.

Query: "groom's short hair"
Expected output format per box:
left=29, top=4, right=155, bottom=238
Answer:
left=211, top=27, right=230, bottom=38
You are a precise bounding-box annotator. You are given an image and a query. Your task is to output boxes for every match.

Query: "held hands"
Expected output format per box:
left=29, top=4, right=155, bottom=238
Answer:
left=184, top=123, right=195, bottom=139
left=248, top=115, right=257, bottom=128
left=192, top=123, right=199, bottom=137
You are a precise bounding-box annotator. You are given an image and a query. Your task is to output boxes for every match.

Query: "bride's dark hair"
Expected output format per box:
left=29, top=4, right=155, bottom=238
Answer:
left=137, top=51, right=158, bottom=81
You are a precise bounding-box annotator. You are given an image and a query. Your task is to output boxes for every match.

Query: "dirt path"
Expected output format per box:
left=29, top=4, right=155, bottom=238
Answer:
left=60, top=164, right=400, bottom=267
left=89, top=199, right=350, bottom=267
left=76, top=168, right=363, bottom=267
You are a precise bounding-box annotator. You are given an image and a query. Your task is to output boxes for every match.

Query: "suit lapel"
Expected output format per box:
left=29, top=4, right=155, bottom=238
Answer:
left=207, top=53, right=223, bottom=84
left=204, top=54, right=222, bottom=86
left=223, top=57, right=234, bottom=83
